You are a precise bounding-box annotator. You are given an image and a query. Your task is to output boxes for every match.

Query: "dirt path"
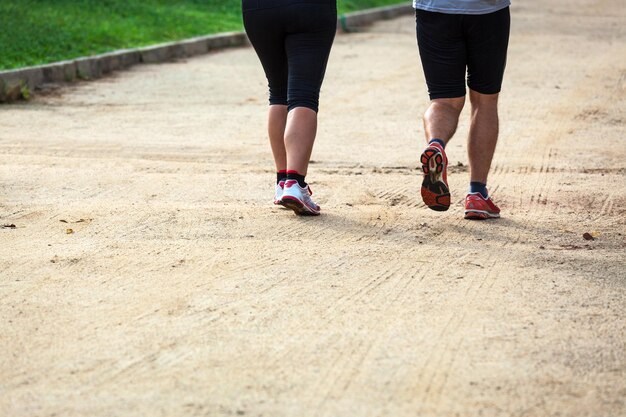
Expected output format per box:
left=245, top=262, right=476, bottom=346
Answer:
left=1, top=1, right=624, bottom=416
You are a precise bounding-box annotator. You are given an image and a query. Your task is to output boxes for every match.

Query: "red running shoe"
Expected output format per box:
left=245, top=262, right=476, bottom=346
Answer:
left=420, top=142, right=450, bottom=211
left=464, top=192, right=501, bottom=220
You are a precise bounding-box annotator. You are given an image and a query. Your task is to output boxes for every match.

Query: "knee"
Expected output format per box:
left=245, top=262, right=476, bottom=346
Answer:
left=425, top=97, right=465, bottom=120
left=469, top=90, right=499, bottom=111
left=287, top=87, right=320, bottom=113
left=287, top=98, right=319, bottom=113
left=269, top=87, right=288, bottom=107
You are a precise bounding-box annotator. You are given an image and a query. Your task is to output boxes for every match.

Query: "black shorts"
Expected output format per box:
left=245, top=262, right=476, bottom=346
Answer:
left=242, top=0, right=337, bottom=112
left=415, top=7, right=510, bottom=100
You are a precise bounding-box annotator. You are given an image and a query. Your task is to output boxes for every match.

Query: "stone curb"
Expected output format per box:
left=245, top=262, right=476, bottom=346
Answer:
left=338, top=4, right=413, bottom=32
left=0, top=32, right=249, bottom=102
left=0, top=4, right=411, bottom=103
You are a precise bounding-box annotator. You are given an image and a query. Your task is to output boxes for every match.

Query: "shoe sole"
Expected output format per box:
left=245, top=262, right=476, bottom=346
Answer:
left=274, top=201, right=291, bottom=210
left=464, top=210, right=500, bottom=220
left=280, top=196, right=320, bottom=216
left=420, top=148, right=450, bottom=211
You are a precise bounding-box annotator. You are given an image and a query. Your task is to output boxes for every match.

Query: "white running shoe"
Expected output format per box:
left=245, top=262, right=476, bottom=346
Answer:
left=280, top=179, right=321, bottom=216
left=274, top=180, right=285, bottom=205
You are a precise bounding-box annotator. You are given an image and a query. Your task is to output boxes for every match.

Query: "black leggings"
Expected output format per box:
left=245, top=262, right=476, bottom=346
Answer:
left=242, top=0, right=337, bottom=112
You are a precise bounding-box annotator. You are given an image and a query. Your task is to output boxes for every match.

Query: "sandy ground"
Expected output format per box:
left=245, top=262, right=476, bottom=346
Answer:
left=1, top=0, right=625, bottom=416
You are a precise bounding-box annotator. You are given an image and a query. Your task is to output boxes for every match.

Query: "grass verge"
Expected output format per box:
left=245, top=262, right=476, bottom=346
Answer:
left=0, top=0, right=405, bottom=70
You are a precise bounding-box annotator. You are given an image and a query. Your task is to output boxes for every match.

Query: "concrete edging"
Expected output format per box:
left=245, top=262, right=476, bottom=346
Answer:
left=338, top=3, right=413, bottom=32
left=0, top=4, right=412, bottom=103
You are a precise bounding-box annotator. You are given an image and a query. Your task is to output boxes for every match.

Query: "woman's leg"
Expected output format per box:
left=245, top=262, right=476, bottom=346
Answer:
left=284, top=108, right=317, bottom=175
left=243, top=7, right=290, bottom=200
left=283, top=4, right=337, bottom=179
left=268, top=105, right=288, bottom=171
left=278, top=4, right=336, bottom=215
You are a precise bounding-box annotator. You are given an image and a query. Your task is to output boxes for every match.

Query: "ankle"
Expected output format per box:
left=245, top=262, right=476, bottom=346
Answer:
left=277, top=170, right=287, bottom=184
left=286, top=170, right=307, bottom=188
left=469, top=181, right=489, bottom=198
left=429, top=138, right=446, bottom=149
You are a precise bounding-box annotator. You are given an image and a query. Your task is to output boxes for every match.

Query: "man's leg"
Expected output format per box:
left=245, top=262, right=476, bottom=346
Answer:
left=467, top=90, right=499, bottom=184
left=462, top=7, right=509, bottom=218
left=418, top=97, right=465, bottom=211
left=415, top=9, right=467, bottom=211
left=463, top=89, right=502, bottom=220
left=423, top=97, right=465, bottom=145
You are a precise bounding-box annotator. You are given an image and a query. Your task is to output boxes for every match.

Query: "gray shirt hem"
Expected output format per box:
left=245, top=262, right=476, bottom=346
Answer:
left=413, top=2, right=510, bottom=15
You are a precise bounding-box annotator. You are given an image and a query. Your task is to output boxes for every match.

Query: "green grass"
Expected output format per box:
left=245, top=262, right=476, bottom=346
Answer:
left=0, top=0, right=404, bottom=71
